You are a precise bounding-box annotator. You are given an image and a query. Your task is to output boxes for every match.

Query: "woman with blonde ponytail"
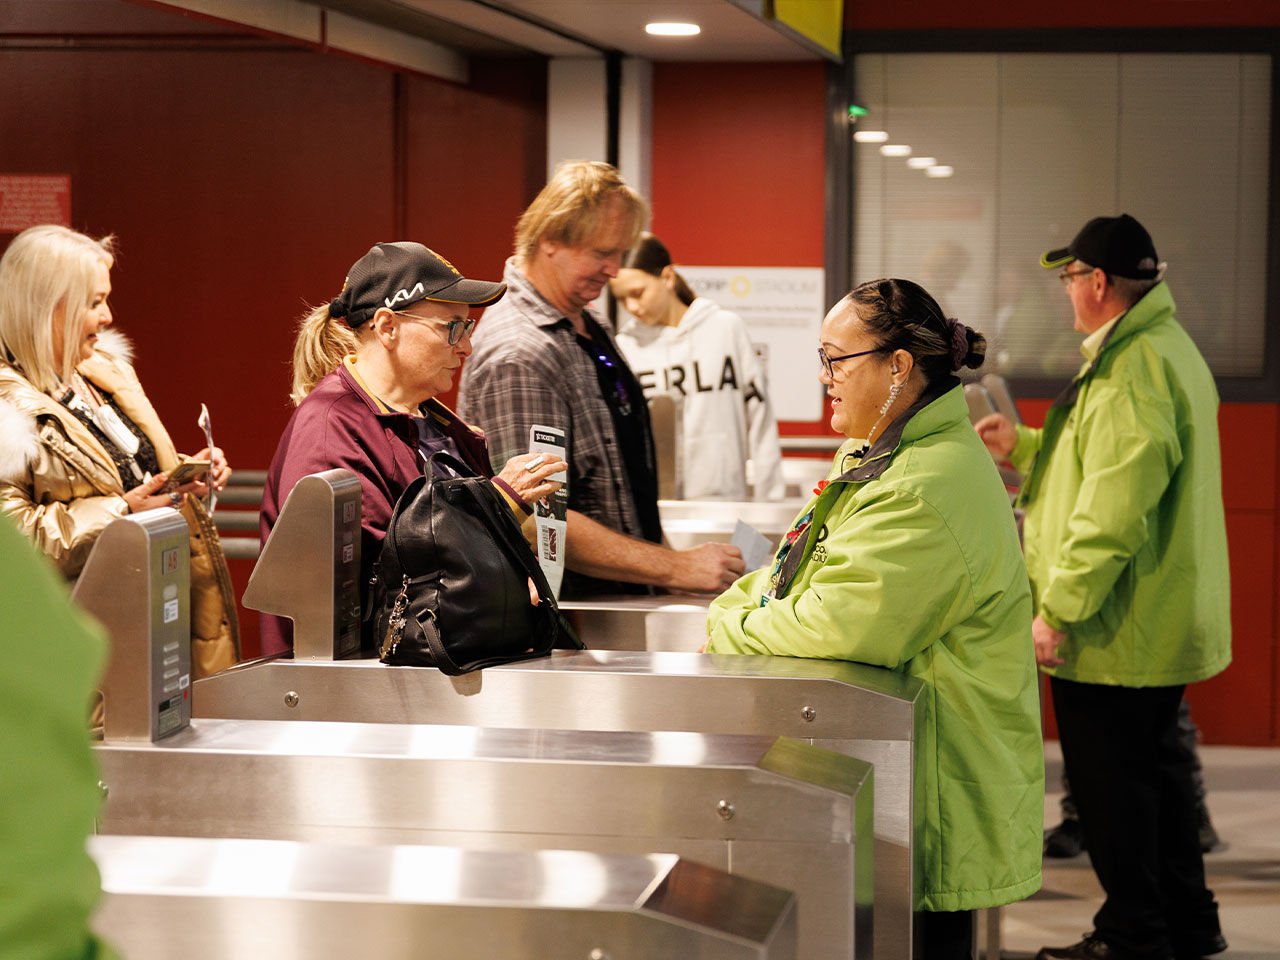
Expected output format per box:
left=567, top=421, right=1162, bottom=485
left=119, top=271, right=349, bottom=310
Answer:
left=260, top=241, right=569, bottom=655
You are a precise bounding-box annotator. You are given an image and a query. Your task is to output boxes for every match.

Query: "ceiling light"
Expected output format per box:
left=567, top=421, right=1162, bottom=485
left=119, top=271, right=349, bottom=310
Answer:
left=646, top=21, right=700, bottom=36
left=880, top=144, right=911, bottom=157
left=906, top=157, right=936, bottom=169
left=925, top=165, right=954, bottom=178
left=853, top=130, right=889, bottom=143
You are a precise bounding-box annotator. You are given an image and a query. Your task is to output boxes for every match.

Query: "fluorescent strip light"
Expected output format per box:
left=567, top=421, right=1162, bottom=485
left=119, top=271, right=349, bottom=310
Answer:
left=925, top=165, right=955, bottom=178
left=853, top=130, right=889, bottom=143
left=880, top=144, right=911, bottom=157
left=646, top=22, right=700, bottom=36
left=906, top=156, right=937, bottom=169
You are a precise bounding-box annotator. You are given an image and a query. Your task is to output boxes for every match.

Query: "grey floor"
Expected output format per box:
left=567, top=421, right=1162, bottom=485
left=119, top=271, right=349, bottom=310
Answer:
left=994, top=742, right=1280, bottom=959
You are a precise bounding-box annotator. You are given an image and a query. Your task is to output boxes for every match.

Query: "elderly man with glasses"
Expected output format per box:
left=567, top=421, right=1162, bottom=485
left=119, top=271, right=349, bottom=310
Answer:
left=975, top=214, right=1230, bottom=960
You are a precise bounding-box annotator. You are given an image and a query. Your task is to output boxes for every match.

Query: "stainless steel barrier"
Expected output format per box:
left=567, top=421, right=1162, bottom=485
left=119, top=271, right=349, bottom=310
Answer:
left=242, top=468, right=363, bottom=659
left=72, top=508, right=191, bottom=742
left=96, top=719, right=870, bottom=960
left=194, top=651, right=922, bottom=960
left=91, top=836, right=797, bottom=960
left=561, top=595, right=713, bottom=651
left=659, top=498, right=803, bottom=549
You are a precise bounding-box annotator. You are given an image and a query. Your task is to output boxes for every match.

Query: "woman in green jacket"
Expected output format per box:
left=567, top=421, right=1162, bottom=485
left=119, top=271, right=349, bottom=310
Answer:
left=707, top=278, right=1043, bottom=960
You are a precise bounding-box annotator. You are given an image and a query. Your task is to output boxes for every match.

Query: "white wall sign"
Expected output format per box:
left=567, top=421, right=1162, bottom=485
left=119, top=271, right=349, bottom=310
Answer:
left=677, top=266, right=826, bottom=422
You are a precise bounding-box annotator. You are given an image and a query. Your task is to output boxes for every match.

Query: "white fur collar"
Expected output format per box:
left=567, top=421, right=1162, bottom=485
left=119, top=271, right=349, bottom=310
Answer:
left=94, top=328, right=134, bottom=366
left=0, top=397, right=40, bottom=481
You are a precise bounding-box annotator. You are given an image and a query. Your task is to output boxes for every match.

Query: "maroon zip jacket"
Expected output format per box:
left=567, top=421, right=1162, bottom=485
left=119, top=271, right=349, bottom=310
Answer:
left=259, top=362, right=494, bottom=655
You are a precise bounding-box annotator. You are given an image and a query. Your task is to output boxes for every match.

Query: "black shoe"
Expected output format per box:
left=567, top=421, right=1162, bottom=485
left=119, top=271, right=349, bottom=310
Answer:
left=1037, top=935, right=1172, bottom=960
left=1174, top=932, right=1227, bottom=960
left=1044, top=817, right=1085, bottom=858
left=1196, top=805, right=1222, bottom=853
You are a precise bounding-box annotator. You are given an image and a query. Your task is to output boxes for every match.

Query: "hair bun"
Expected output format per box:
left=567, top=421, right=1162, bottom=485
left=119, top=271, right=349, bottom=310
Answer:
left=328, top=296, right=347, bottom=320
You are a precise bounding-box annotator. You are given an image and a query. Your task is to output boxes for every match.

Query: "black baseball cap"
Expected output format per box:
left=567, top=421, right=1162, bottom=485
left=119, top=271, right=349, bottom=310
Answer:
left=1040, top=214, right=1161, bottom=280
left=330, top=241, right=506, bottom=327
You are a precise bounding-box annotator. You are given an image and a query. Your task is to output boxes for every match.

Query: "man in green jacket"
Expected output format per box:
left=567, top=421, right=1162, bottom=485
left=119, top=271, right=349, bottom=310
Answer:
left=976, top=214, right=1230, bottom=960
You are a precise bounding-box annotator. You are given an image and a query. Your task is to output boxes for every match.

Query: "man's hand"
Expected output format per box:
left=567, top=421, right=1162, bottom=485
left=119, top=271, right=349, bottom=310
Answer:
left=1033, top=615, right=1066, bottom=668
left=974, top=413, right=1017, bottom=461
left=669, top=543, right=746, bottom=594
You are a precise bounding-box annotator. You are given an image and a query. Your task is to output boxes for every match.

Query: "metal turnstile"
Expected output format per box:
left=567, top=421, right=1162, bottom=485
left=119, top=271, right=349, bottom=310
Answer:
left=195, top=652, right=921, bottom=960
left=72, top=508, right=192, bottom=741
left=96, top=719, right=871, bottom=960
left=658, top=498, right=803, bottom=550
left=91, top=837, right=797, bottom=960
left=561, top=594, right=713, bottom=651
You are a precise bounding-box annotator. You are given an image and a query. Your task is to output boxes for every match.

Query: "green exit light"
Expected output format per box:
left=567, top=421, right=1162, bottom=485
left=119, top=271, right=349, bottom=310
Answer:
left=848, top=104, right=868, bottom=117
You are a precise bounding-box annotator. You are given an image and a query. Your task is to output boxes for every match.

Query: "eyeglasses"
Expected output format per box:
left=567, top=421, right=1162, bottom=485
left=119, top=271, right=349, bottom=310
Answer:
left=818, top=345, right=882, bottom=379
left=396, top=310, right=476, bottom=345
left=1058, top=267, right=1094, bottom=286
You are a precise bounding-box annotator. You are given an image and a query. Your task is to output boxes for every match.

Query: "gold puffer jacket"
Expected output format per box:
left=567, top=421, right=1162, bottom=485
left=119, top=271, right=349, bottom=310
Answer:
left=0, top=335, right=238, bottom=678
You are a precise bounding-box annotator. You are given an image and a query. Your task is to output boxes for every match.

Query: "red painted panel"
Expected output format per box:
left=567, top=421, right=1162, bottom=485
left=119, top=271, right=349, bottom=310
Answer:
left=845, top=0, right=1280, bottom=30
left=651, top=62, right=827, bottom=268
left=1219, top=403, right=1278, bottom=511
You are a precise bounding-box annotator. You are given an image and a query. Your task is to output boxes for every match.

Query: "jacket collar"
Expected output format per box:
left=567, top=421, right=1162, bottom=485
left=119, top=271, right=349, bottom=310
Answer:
left=832, top=375, right=963, bottom=483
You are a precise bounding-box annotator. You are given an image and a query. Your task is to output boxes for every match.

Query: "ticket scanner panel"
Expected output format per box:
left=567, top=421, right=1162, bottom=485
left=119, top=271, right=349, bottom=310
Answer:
left=96, top=719, right=871, bottom=960
left=72, top=508, right=191, bottom=741
left=91, top=838, right=797, bottom=960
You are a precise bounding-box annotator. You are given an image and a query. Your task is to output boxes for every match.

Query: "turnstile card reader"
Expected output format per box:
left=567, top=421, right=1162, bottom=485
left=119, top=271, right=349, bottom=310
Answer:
left=72, top=508, right=191, bottom=742
left=242, top=468, right=362, bottom=659
left=96, top=718, right=870, bottom=960
left=91, top=836, right=798, bottom=960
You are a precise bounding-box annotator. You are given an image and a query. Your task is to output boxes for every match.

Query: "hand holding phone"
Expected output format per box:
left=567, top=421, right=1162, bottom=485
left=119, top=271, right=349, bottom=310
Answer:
left=165, top=459, right=211, bottom=487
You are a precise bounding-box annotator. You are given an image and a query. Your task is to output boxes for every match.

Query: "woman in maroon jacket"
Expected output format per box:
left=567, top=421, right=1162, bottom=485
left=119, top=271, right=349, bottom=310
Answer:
left=260, top=242, right=566, bottom=655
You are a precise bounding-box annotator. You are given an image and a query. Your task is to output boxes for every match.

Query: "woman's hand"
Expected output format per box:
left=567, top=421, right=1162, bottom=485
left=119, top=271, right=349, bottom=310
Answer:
left=189, top=446, right=232, bottom=495
left=973, top=413, right=1017, bottom=461
left=498, top=452, right=568, bottom=506
left=122, top=472, right=199, bottom=514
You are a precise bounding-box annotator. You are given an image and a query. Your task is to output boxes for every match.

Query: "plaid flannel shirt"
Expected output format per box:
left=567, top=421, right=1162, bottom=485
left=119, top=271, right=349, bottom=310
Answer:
left=459, top=259, right=657, bottom=596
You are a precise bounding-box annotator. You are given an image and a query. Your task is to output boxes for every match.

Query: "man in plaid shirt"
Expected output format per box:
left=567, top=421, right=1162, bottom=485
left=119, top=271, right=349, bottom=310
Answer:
left=459, top=161, right=744, bottom=597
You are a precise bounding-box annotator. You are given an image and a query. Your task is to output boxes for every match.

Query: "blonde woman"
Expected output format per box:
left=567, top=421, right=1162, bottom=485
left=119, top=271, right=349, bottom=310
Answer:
left=0, top=225, right=237, bottom=677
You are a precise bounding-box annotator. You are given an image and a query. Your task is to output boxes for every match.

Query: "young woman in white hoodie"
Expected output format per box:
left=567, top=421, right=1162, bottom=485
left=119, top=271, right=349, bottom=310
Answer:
left=611, top=234, right=785, bottom=501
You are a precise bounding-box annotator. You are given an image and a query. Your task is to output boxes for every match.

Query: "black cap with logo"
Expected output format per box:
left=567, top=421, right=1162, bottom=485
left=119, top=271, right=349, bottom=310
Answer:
left=329, top=241, right=506, bottom=328
left=1040, top=214, right=1161, bottom=280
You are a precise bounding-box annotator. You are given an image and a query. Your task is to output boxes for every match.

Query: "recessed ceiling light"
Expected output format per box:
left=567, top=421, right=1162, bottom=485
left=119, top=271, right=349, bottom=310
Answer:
left=926, top=165, right=954, bottom=178
left=853, top=130, right=889, bottom=143
left=906, top=156, right=936, bottom=169
left=880, top=144, right=911, bottom=157
left=646, top=21, right=700, bottom=36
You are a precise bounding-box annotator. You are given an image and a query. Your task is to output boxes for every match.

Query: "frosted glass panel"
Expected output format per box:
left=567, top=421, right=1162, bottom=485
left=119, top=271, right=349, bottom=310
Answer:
left=852, top=52, right=1271, bottom=380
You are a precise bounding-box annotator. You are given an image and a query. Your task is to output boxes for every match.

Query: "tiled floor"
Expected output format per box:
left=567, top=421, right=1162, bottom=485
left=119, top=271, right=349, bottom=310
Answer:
left=995, top=742, right=1280, bottom=960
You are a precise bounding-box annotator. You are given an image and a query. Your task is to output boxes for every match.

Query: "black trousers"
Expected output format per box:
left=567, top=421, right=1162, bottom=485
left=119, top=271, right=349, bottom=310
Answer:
left=1051, top=677, right=1220, bottom=957
left=915, top=909, right=973, bottom=960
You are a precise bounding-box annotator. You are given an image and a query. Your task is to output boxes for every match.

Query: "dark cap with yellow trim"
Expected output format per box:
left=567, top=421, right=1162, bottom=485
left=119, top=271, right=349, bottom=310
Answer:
left=329, top=241, right=506, bottom=328
left=1040, top=214, right=1160, bottom=279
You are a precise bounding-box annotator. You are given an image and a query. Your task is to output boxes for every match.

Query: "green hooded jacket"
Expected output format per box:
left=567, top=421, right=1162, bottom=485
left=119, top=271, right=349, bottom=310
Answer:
left=707, top=382, right=1043, bottom=912
left=0, top=517, right=120, bottom=960
left=1010, top=282, right=1231, bottom=687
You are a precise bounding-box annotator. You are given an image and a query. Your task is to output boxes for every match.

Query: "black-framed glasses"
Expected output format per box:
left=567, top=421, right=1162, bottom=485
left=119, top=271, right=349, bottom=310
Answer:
left=1057, top=267, right=1094, bottom=286
left=396, top=310, right=477, bottom=345
left=818, top=345, right=882, bottom=378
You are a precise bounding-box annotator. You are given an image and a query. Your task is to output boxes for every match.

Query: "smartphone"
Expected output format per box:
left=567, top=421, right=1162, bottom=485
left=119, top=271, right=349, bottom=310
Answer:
left=166, top=459, right=211, bottom=486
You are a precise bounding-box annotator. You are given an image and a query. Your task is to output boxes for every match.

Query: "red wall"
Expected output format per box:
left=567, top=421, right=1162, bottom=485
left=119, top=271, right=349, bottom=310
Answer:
left=1, top=0, right=547, bottom=657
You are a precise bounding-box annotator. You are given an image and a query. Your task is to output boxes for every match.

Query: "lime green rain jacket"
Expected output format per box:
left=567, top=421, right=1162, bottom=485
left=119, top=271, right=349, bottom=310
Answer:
left=707, top=382, right=1043, bottom=912
left=1010, top=282, right=1231, bottom=687
left=0, top=518, right=120, bottom=960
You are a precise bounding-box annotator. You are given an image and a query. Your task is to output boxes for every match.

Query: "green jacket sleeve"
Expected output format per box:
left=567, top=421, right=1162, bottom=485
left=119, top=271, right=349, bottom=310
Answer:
left=707, top=486, right=973, bottom=667
left=1009, top=423, right=1042, bottom=474
left=0, top=520, right=122, bottom=960
left=1037, top=378, right=1181, bottom=630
